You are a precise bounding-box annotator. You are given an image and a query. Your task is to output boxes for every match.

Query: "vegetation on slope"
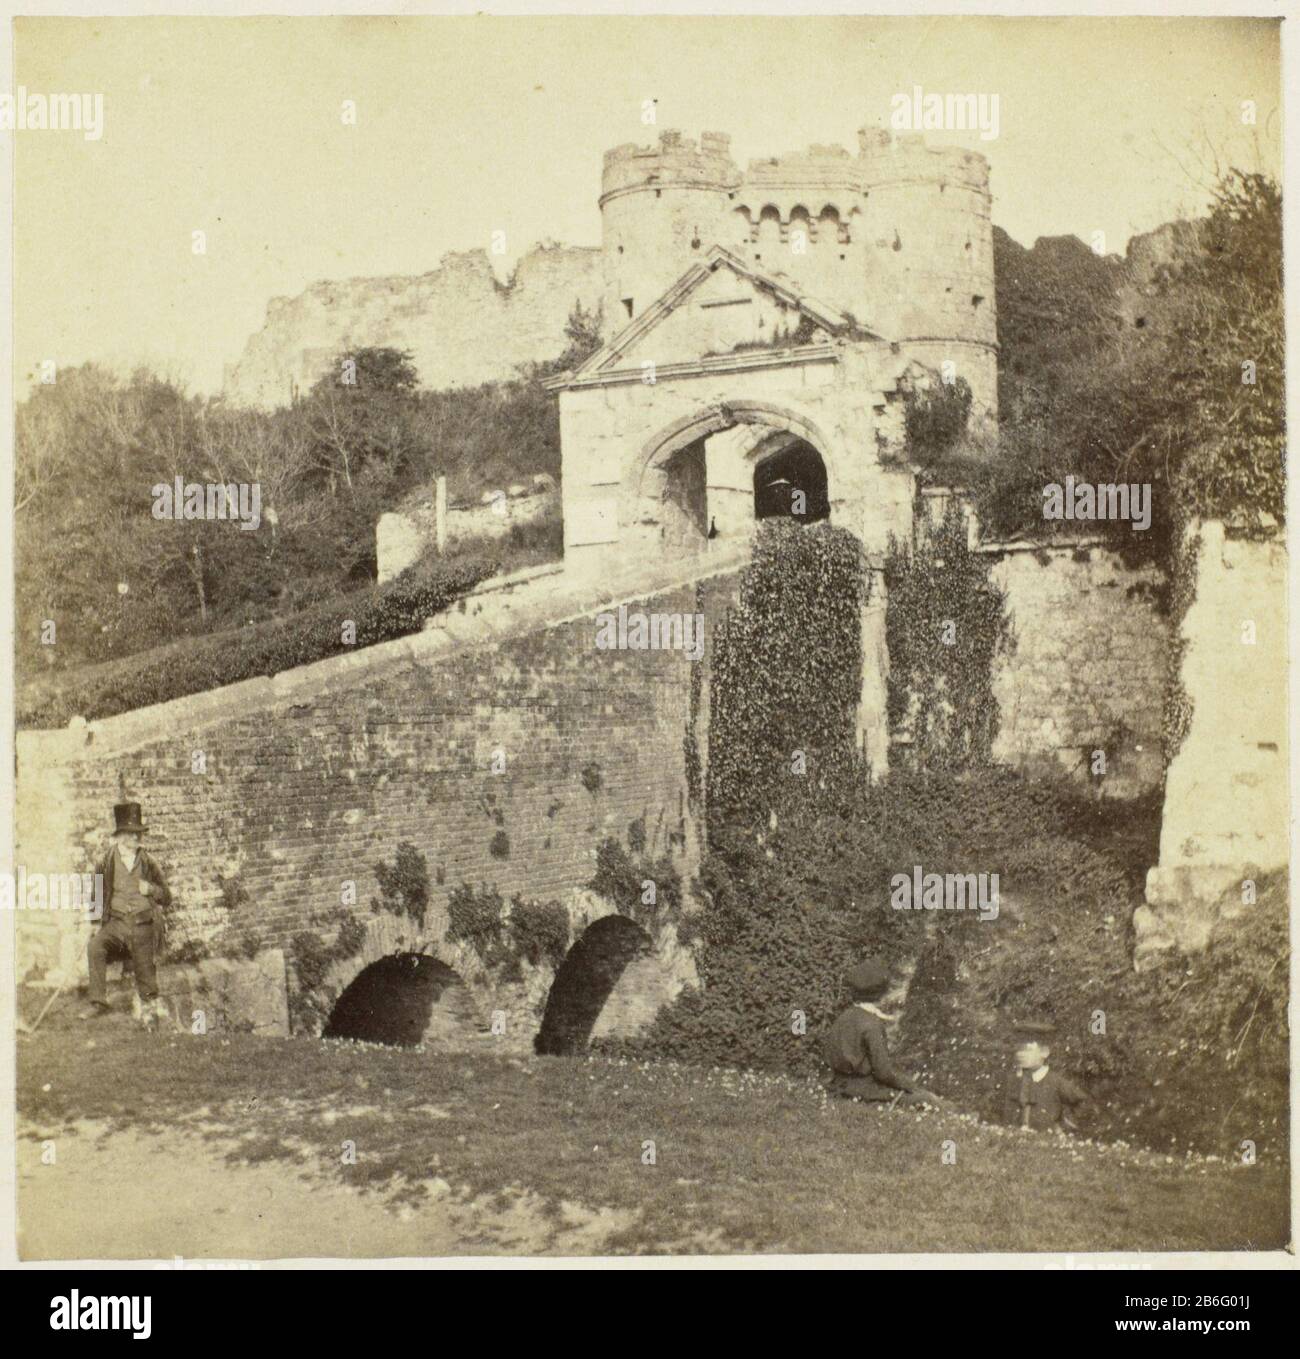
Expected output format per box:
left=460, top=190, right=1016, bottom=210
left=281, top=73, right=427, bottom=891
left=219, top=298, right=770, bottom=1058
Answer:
left=14, top=305, right=602, bottom=692
left=16, top=1018, right=1288, bottom=1254
left=936, top=172, right=1284, bottom=560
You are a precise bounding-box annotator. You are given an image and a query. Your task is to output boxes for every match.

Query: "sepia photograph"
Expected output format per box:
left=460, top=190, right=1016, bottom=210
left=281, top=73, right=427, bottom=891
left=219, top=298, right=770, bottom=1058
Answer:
left=2, top=6, right=1291, bottom=1276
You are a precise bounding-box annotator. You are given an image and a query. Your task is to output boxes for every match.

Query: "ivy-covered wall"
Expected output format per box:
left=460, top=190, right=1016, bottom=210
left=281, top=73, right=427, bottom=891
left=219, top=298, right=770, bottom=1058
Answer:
left=885, top=496, right=1169, bottom=797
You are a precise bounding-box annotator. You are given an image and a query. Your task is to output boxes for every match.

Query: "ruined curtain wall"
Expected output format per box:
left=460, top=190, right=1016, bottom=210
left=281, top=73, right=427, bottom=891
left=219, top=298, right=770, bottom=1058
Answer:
left=224, top=245, right=603, bottom=408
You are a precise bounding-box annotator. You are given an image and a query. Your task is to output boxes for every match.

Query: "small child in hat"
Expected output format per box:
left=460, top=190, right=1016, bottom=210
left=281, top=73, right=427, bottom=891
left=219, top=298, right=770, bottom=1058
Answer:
left=822, top=958, right=948, bottom=1107
left=1005, top=1020, right=1089, bottom=1132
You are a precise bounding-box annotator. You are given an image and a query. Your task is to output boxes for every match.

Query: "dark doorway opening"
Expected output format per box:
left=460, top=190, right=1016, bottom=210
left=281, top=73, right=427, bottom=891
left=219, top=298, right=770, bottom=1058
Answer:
left=324, top=954, right=475, bottom=1048
left=534, top=916, right=652, bottom=1056
left=753, top=439, right=830, bottom=523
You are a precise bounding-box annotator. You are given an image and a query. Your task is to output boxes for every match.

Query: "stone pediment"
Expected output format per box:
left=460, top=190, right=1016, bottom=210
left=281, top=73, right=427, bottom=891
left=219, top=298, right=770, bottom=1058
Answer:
left=546, top=247, right=883, bottom=390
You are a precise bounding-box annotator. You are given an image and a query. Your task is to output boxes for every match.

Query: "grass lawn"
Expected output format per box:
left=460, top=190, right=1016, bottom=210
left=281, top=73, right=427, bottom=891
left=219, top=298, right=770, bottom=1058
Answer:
left=17, top=1015, right=1290, bottom=1256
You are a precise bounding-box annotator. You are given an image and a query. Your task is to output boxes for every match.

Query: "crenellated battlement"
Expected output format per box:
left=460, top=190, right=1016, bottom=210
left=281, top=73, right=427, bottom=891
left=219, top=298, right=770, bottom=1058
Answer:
left=597, top=124, right=998, bottom=415
left=227, top=120, right=998, bottom=419
left=600, top=129, right=740, bottom=203
left=857, top=128, right=991, bottom=194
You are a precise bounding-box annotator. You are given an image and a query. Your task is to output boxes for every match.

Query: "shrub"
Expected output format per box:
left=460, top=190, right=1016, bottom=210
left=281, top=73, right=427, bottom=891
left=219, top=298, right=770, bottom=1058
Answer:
left=508, top=897, right=570, bottom=970
left=589, top=838, right=682, bottom=928
left=164, top=938, right=211, bottom=966
left=605, top=771, right=1157, bottom=1079
left=373, top=843, right=430, bottom=924
left=17, top=550, right=495, bottom=726
left=884, top=499, right=1015, bottom=770
left=446, top=882, right=506, bottom=962
left=903, top=376, right=973, bottom=464
left=230, top=930, right=263, bottom=961
left=707, top=519, right=868, bottom=832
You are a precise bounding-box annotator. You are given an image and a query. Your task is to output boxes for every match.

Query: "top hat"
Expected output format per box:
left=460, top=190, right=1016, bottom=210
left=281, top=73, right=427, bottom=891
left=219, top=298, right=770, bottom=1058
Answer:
left=112, top=802, right=148, bottom=835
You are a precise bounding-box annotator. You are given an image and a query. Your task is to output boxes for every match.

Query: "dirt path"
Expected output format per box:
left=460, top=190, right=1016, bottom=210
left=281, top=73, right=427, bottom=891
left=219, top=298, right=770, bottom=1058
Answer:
left=17, top=1118, right=636, bottom=1261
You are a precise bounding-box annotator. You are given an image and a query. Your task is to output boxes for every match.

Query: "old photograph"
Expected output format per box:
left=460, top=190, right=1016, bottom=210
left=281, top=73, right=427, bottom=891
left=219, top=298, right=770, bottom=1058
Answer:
left=4, top=10, right=1291, bottom=1267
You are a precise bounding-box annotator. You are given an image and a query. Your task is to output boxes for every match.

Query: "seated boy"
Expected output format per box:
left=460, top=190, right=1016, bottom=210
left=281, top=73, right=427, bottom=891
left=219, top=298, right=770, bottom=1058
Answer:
left=822, top=958, right=947, bottom=1107
left=1006, top=1020, right=1089, bottom=1132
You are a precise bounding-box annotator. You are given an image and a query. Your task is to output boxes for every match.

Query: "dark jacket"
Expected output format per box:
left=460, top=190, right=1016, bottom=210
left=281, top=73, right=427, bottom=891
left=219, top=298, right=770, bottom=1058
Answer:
left=822, top=1004, right=913, bottom=1097
left=98, top=847, right=172, bottom=947
left=1006, top=1067, right=1088, bottom=1131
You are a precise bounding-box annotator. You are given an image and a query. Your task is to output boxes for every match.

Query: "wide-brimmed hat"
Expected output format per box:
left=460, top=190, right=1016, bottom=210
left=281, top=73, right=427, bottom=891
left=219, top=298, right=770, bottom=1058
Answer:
left=845, top=958, right=889, bottom=1001
left=112, top=802, right=148, bottom=835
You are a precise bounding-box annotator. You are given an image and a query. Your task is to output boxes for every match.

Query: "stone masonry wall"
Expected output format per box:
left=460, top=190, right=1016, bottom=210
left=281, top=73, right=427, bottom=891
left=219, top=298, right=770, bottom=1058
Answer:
left=16, top=564, right=742, bottom=1043
left=1139, top=523, right=1288, bottom=960
left=377, top=482, right=558, bottom=583
left=988, top=542, right=1169, bottom=797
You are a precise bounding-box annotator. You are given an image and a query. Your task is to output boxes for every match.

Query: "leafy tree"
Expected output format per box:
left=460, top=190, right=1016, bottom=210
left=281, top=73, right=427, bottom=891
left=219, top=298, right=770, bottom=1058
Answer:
left=976, top=169, right=1282, bottom=552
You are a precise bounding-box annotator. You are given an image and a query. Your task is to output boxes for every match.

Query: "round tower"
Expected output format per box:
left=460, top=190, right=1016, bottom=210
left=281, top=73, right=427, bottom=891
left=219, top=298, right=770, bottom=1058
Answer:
left=599, top=130, right=740, bottom=334
left=857, top=129, right=998, bottom=420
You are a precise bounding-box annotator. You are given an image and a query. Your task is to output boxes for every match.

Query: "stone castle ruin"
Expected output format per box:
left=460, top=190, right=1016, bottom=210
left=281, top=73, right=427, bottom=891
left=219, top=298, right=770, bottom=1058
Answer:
left=18, top=129, right=1288, bottom=1050
left=225, top=128, right=996, bottom=417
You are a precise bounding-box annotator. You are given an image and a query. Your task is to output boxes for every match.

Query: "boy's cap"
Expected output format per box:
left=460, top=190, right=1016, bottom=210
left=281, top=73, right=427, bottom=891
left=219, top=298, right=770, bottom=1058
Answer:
left=845, top=958, right=889, bottom=1000
left=1011, top=1019, right=1056, bottom=1038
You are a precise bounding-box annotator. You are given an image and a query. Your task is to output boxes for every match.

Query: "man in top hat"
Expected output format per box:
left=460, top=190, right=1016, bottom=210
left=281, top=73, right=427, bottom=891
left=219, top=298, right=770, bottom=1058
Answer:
left=821, top=958, right=948, bottom=1107
left=1005, top=1020, right=1089, bottom=1132
left=82, top=802, right=172, bottom=1023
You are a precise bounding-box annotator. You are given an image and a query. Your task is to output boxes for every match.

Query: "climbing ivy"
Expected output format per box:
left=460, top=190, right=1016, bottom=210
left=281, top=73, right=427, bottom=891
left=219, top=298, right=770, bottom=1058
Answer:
left=884, top=499, right=1015, bottom=771
left=1161, top=517, right=1199, bottom=767
left=288, top=909, right=369, bottom=1032
left=507, top=897, right=571, bottom=972
left=447, top=882, right=506, bottom=959
left=682, top=583, right=706, bottom=811
left=446, top=882, right=571, bottom=980
left=708, top=519, right=868, bottom=832
left=903, top=376, right=973, bottom=467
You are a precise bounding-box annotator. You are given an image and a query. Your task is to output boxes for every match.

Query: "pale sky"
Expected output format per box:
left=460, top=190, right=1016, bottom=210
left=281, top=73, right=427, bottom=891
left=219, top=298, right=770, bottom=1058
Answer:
left=14, top=14, right=1282, bottom=396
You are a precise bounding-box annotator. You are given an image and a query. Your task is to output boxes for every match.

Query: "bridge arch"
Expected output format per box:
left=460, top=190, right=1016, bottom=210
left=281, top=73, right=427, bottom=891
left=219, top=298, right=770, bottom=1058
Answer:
left=324, top=952, right=483, bottom=1048
left=534, top=915, right=654, bottom=1056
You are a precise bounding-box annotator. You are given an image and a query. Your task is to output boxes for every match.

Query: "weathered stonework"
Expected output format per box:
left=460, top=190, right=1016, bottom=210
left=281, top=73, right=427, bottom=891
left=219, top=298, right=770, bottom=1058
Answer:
left=16, top=554, right=736, bottom=1045
left=600, top=128, right=997, bottom=417
left=223, top=244, right=602, bottom=408
left=226, top=127, right=997, bottom=419
left=986, top=541, right=1169, bottom=797
left=1137, top=522, right=1289, bottom=964
left=377, top=479, right=557, bottom=583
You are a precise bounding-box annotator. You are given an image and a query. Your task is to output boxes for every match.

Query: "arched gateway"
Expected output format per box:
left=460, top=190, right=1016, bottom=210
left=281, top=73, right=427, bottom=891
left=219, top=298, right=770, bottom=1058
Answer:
left=544, top=246, right=920, bottom=571
left=543, top=246, right=927, bottom=781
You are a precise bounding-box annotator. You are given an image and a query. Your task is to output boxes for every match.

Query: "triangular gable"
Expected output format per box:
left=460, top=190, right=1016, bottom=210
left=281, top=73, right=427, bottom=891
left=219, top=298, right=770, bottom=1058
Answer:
left=547, top=246, right=885, bottom=389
